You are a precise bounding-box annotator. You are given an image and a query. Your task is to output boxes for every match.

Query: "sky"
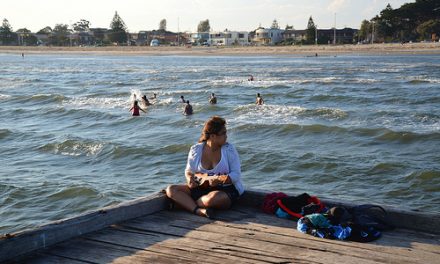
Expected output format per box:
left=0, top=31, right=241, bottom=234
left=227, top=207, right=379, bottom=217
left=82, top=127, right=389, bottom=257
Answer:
left=2, top=0, right=414, bottom=33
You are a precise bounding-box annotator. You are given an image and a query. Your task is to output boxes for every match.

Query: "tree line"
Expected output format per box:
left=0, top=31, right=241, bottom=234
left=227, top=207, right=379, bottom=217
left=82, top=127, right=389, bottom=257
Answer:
left=358, top=0, right=440, bottom=43
left=2, top=1, right=438, bottom=46
left=0, top=11, right=212, bottom=46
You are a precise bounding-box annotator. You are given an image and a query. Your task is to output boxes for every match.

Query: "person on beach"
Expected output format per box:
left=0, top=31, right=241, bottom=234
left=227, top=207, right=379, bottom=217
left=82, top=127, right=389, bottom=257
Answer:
left=209, top=93, right=217, bottom=104
left=184, top=100, right=193, bottom=115
left=141, top=95, right=152, bottom=108
left=256, top=93, right=264, bottom=105
left=166, top=116, right=244, bottom=218
left=129, top=100, right=146, bottom=116
left=180, top=95, right=186, bottom=103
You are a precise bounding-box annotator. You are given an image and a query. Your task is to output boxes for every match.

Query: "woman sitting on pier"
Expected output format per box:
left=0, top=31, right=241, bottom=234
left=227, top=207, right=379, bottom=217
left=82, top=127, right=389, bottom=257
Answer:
left=166, top=116, right=244, bottom=218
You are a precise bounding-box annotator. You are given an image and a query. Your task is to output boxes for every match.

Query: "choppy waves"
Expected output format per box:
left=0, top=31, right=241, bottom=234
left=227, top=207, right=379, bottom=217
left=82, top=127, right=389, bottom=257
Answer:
left=39, top=139, right=104, bottom=156
left=1, top=53, right=440, bottom=235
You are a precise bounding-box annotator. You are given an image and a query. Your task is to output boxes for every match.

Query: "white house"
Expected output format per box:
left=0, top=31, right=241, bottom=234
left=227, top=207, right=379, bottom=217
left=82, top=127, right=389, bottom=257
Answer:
left=253, top=27, right=284, bottom=45
left=253, top=20, right=284, bottom=45
left=209, top=30, right=249, bottom=46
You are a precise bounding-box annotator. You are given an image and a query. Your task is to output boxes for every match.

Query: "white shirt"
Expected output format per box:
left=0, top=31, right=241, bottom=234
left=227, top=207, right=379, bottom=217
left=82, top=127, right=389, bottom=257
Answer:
left=185, top=142, right=244, bottom=195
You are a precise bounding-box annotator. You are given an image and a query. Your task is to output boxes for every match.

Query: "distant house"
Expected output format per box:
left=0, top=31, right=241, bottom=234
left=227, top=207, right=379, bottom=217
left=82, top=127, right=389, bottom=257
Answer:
left=282, top=28, right=358, bottom=44
left=136, top=31, right=149, bottom=46
left=69, top=31, right=95, bottom=46
left=189, top=32, right=210, bottom=45
left=135, top=30, right=179, bottom=46
left=283, top=29, right=306, bottom=43
left=209, top=30, right=249, bottom=46
left=150, top=30, right=179, bottom=45
left=34, top=33, right=50, bottom=46
left=89, top=28, right=109, bottom=45
left=253, top=26, right=284, bottom=45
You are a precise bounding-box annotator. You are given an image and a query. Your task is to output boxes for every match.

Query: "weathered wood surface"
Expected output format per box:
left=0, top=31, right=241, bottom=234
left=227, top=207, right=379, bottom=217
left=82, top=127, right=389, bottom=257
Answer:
left=2, top=189, right=440, bottom=263
left=14, top=205, right=440, bottom=264
left=0, top=192, right=168, bottom=262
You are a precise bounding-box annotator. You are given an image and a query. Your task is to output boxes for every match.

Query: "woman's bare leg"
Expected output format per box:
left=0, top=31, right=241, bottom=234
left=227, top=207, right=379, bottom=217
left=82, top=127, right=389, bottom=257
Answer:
left=165, top=184, right=197, bottom=212
left=197, top=190, right=231, bottom=210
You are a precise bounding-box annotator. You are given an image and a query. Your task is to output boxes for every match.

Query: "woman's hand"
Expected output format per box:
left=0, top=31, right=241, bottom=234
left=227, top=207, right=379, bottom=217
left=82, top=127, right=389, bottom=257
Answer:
left=186, top=172, right=199, bottom=189
left=208, top=174, right=231, bottom=186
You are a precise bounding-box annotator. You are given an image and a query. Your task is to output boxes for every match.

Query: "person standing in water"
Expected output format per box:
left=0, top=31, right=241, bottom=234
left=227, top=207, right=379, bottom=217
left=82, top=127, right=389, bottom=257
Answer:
left=129, top=101, right=146, bottom=116
left=209, top=93, right=217, bottom=104
left=141, top=95, right=152, bottom=108
left=248, top=75, right=254, bottom=81
left=256, top=93, right=264, bottom=105
left=180, top=95, right=186, bottom=103
left=184, top=100, right=193, bottom=115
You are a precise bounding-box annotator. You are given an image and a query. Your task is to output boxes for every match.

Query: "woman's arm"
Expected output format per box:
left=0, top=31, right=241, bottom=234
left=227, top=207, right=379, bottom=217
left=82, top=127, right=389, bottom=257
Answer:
left=226, top=144, right=241, bottom=185
left=185, top=170, right=198, bottom=188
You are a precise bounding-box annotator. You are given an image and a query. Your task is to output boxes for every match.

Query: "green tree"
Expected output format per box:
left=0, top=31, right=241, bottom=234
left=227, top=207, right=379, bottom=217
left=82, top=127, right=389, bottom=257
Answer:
left=50, top=24, right=71, bottom=46
left=37, top=26, right=52, bottom=34
left=109, top=11, right=128, bottom=45
left=416, top=19, right=440, bottom=40
left=371, top=0, right=440, bottom=42
left=16, top=28, right=38, bottom=46
left=271, top=19, right=279, bottom=29
left=73, top=19, right=90, bottom=32
left=358, top=20, right=371, bottom=42
left=197, top=19, right=210, bottom=32
left=159, top=19, right=167, bottom=31
left=285, top=24, right=294, bottom=30
left=305, top=16, right=316, bottom=44
left=0, top=19, right=17, bottom=45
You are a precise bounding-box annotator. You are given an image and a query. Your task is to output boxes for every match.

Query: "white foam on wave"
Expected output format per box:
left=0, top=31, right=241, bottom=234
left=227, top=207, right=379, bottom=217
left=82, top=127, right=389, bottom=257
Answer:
left=410, top=76, right=440, bottom=83
left=57, top=142, right=104, bottom=157
left=231, top=104, right=347, bottom=125
left=64, top=96, right=127, bottom=109
left=0, top=94, right=11, bottom=100
left=161, top=89, right=210, bottom=96
left=211, top=78, right=295, bottom=87
left=349, top=78, right=378, bottom=83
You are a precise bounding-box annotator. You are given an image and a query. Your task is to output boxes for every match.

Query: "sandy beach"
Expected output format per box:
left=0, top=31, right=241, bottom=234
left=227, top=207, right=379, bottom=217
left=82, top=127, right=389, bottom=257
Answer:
left=1, top=42, right=440, bottom=56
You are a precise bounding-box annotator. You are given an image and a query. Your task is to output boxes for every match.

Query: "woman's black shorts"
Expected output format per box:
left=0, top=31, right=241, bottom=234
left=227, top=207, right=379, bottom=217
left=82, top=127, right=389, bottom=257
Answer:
left=190, top=184, right=240, bottom=204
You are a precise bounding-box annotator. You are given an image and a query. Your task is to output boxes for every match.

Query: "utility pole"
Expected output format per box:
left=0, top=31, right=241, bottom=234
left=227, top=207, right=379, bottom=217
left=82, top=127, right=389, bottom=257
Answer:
left=333, top=13, right=336, bottom=45
left=371, top=21, right=374, bottom=44
left=315, top=25, right=318, bottom=45
left=177, top=17, right=180, bottom=45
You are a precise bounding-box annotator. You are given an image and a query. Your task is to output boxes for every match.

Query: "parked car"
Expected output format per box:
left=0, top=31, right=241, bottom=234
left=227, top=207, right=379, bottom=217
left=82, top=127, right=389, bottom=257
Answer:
left=150, top=39, right=159, bottom=46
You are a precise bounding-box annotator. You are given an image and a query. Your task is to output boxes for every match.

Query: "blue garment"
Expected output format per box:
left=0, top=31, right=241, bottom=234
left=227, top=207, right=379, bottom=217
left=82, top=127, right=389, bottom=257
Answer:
left=332, top=225, right=352, bottom=240
left=306, top=213, right=332, bottom=228
left=275, top=208, right=291, bottom=219
left=297, top=218, right=309, bottom=233
left=297, top=216, right=352, bottom=240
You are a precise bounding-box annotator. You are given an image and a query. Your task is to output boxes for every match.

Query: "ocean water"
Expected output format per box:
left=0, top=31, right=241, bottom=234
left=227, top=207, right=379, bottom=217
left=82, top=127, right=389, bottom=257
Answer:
left=0, top=53, right=439, bottom=234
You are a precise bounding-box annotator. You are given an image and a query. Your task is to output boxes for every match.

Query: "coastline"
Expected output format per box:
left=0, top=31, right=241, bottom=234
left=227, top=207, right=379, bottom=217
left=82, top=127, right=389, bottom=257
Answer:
left=1, top=42, right=440, bottom=56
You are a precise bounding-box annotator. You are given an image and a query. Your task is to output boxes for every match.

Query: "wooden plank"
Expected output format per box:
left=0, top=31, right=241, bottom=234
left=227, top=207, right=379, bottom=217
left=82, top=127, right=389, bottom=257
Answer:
left=10, top=252, right=89, bottom=264
left=2, top=189, right=440, bottom=263
left=0, top=192, right=168, bottom=262
left=83, top=228, right=276, bottom=264
left=117, top=208, right=439, bottom=264
left=26, top=238, right=195, bottom=264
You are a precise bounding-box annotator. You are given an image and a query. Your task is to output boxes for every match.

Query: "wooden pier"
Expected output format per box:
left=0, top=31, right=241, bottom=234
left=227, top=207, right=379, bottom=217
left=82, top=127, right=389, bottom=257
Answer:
left=1, top=190, right=439, bottom=263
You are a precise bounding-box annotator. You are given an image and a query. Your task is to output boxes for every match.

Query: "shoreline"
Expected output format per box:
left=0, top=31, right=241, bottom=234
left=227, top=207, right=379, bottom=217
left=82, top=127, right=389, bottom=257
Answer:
left=1, top=42, right=440, bottom=56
